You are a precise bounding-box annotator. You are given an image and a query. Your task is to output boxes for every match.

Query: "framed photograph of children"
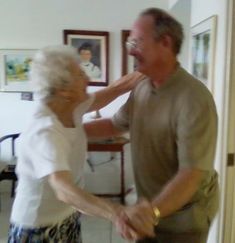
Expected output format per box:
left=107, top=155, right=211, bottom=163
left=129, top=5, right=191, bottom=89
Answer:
left=63, top=29, right=109, bottom=86
left=190, top=15, right=217, bottom=93
left=121, top=30, right=137, bottom=75
left=0, top=49, right=36, bottom=92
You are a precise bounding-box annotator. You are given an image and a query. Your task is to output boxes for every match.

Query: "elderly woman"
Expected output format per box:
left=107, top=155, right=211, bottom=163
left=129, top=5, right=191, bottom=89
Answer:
left=8, top=45, right=155, bottom=242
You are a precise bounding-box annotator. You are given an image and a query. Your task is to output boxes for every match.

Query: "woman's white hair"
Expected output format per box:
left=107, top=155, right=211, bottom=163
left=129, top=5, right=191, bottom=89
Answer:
left=30, top=45, right=79, bottom=99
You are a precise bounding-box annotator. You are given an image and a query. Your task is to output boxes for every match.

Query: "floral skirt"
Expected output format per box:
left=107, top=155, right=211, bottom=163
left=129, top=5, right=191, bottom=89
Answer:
left=8, top=212, right=82, bottom=243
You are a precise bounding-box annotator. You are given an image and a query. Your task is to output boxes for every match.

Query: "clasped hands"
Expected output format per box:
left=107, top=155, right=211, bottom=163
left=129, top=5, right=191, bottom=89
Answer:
left=113, top=199, right=156, bottom=241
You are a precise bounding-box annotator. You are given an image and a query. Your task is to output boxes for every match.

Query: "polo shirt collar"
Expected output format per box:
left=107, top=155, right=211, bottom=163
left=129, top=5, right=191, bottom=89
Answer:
left=149, top=63, right=182, bottom=94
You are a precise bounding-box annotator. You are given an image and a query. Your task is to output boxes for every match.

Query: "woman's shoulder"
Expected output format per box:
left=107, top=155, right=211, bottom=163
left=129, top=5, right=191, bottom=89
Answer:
left=21, top=107, right=65, bottom=144
left=20, top=119, right=70, bottom=154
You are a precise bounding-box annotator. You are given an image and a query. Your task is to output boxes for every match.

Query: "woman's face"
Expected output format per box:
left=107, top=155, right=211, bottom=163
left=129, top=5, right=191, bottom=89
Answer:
left=66, top=62, right=89, bottom=104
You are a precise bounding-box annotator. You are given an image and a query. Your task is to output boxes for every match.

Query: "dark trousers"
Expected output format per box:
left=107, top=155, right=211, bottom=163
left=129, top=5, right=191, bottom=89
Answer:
left=137, top=231, right=209, bottom=243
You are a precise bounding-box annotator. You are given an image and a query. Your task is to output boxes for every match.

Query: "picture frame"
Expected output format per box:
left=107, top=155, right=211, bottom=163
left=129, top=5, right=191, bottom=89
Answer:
left=63, top=29, right=109, bottom=86
left=0, top=49, right=36, bottom=92
left=190, top=15, right=217, bottom=93
left=121, top=30, right=136, bottom=75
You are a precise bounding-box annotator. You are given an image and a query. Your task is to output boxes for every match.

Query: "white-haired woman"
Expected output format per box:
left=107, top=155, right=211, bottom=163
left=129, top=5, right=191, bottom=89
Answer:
left=8, top=45, right=155, bottom=242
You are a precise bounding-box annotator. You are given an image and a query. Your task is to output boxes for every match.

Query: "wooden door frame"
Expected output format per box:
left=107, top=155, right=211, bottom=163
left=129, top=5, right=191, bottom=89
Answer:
left=218, top=0, right=235, bottom=242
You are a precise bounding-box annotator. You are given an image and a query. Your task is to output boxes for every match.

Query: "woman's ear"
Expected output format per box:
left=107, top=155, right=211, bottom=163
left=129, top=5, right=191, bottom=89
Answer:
left=56, top=88, right=73, bottom=101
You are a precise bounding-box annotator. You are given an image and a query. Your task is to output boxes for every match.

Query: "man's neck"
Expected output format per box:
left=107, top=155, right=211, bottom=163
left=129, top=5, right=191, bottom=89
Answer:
left=150, top=59, right=178, bottom=88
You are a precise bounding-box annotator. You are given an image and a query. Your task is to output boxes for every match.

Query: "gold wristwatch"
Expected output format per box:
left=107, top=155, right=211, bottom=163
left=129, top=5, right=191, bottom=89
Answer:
left=152, top=206, right=161, bottom=226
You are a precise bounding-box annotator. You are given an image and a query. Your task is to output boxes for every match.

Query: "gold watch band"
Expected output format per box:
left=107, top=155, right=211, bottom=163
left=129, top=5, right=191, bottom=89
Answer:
left=152, top=206, right=161, bottom=226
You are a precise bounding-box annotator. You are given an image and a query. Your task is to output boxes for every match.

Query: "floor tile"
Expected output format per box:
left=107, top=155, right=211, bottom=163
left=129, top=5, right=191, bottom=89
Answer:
left=81, top=215, right=111, bottom=243
left=111, top=226, right=127, bottom=243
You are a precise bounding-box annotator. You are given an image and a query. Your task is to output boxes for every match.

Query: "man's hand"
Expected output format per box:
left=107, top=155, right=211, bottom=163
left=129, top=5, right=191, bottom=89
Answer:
left=114, top=199, right=156, bottom=240
left=115, top=211, right=140, bottom=241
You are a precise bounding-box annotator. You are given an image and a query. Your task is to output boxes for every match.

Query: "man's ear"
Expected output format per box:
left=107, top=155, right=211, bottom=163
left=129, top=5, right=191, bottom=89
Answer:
left=161, top=35, right=173, bottom=50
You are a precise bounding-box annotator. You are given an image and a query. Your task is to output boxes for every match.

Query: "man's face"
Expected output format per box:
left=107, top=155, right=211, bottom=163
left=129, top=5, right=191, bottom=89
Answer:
left=79, top=49, right=92, bottom=62
left=128, top=16, right=166, bottom=75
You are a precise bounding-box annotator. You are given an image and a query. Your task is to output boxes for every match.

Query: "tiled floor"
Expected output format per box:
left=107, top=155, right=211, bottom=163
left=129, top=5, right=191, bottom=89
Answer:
left=0, top=153, right=137, bottom=243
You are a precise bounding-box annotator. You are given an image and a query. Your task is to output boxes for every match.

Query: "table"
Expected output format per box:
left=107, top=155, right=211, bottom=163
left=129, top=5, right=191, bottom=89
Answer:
left=88, top=137, right=129, bottom=204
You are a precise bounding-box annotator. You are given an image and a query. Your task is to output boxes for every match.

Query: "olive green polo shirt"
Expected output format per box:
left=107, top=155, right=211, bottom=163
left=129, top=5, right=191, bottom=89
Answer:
left=112, top=66, right=218, bottom=232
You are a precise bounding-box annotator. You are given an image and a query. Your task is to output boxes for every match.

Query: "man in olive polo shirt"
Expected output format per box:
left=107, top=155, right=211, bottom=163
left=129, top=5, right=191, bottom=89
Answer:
left=84, top=8, right=218, bottom=243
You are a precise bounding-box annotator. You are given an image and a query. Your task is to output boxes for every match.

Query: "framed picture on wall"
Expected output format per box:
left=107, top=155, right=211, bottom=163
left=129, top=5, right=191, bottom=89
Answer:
left=121, top=30, right=136, bottom=75
left=190, top=15, right=217, bottom=93
left=0, top=49, right=36, bottom=92
left=63, top=29, right=109, bottom=86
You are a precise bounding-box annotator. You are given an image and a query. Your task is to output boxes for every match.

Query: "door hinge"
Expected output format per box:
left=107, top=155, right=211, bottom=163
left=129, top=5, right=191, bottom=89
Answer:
left=227, top=153, right=235, bottom=166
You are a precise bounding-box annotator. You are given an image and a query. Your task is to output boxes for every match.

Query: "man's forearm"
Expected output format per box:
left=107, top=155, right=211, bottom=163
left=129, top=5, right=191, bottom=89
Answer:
left=151, top=168, right=205, bottom=218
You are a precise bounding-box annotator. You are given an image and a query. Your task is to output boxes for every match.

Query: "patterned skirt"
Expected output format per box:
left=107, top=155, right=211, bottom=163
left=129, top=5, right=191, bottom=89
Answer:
left=8, top=211, right=82, bottom=243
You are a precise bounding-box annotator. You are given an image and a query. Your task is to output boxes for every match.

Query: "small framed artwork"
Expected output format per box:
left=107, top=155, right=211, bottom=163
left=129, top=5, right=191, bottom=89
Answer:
left=121, top=30, right=136, bottom=75
left=190, top=15, right=217, bottom=93
left=64, top=29, right=109, bottom=86
left=0, top=49, right=36, bottom=92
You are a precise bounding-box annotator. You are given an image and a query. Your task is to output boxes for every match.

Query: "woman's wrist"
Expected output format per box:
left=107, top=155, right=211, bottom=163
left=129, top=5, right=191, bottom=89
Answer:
left=108, top=81, right=127, bottom=96
left=109, top=204, right=124, bottom=223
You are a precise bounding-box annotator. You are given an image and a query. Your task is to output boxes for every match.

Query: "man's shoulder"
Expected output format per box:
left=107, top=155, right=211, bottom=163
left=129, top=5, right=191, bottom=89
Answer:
left=176, top=67, right=213, bottom=99
left=133, top=77, right=151, bottom=93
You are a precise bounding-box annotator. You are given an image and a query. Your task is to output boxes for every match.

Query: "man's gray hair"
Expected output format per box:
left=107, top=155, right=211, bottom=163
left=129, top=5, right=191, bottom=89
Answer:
left=30, top=45, right=79, bottom=99
left=140, top=8, right=184, bottom=54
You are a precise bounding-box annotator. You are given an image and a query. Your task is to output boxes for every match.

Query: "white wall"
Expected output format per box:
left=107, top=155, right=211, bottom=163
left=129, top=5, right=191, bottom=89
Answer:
left=190, top=0, right=230, bottom=243
left=169, top=0, right=179, bottom=9
left=0, top=0, right=168, bottom=136
left=169, top=0, right=191, bottom=69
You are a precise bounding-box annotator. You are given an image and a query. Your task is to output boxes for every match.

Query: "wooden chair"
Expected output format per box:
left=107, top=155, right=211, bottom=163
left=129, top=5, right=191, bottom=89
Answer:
left=0, top=133, right=20, bottom=202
